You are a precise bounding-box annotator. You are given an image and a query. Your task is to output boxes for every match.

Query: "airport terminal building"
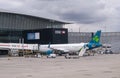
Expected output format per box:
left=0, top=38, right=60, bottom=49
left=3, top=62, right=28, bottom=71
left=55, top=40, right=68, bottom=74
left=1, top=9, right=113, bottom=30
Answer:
left=0, top=10, right=120, bottom=54
left=0, top=11, right=69, bottom=44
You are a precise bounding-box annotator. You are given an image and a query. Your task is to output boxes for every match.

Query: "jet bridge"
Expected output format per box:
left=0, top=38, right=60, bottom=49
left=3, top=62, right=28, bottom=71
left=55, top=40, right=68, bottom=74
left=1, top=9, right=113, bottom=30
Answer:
left=0, top=43, right=38, bottom=56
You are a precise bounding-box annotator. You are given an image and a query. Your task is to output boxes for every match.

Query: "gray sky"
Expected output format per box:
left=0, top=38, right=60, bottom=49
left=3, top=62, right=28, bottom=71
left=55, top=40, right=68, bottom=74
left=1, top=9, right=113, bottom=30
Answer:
left=0, top=0, right=120, bottom=32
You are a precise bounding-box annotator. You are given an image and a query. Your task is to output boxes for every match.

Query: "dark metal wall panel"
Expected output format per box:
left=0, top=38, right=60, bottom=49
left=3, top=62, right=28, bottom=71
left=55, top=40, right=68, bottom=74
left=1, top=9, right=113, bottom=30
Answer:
left=0, top=29, right=22, bottom=43
left=52, top=29, right=68, bottom=44
left=0, top=12, right=64, bottom=30
left=23, top=28, right=68, bottom=44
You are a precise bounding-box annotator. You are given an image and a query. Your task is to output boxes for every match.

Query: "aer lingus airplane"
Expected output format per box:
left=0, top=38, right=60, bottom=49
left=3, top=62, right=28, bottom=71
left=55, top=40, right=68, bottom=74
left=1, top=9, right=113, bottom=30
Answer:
left=39, top=30, right=102, bottom=56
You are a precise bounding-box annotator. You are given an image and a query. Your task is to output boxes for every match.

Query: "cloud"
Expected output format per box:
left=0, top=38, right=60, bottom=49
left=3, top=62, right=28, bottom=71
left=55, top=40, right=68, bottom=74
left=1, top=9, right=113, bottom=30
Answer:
left=49, top=0, right=107, bottom=24
left=0, top=0, right=23, bottom=8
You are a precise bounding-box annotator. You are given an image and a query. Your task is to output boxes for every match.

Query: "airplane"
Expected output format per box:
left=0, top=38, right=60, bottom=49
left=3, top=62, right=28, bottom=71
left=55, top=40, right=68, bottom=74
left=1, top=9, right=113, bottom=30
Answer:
left=39, top=30, right=102, bottom=57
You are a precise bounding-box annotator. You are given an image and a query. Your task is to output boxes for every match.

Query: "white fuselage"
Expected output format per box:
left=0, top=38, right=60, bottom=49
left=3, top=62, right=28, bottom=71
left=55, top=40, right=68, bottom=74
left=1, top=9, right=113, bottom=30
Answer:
left=39, top=43, right=86, bottom=52
left=0, top=42, right=86, bottom=53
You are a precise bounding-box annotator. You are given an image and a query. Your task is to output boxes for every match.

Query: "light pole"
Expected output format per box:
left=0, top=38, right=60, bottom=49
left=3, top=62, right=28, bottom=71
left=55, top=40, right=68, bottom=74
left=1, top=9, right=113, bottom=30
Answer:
left=22, top=38, right=24, bottom=56
left=79, top=27, right=80, bottom=43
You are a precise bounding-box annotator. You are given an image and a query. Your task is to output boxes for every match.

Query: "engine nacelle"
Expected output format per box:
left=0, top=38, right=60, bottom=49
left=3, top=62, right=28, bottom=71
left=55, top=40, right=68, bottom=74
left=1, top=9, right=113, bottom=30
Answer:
left=46, top=50, right=53, bottom=55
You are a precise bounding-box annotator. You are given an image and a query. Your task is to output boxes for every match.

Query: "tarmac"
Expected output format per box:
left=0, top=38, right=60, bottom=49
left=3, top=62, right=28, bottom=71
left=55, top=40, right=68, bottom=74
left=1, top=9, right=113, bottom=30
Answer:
left=0, top=54, right=120, bottom=78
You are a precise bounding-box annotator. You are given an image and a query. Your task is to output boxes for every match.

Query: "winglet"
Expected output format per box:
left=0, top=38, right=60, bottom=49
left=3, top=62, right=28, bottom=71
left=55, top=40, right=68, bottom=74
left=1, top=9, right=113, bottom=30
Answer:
left=48, top=42, right=51, bottom=48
